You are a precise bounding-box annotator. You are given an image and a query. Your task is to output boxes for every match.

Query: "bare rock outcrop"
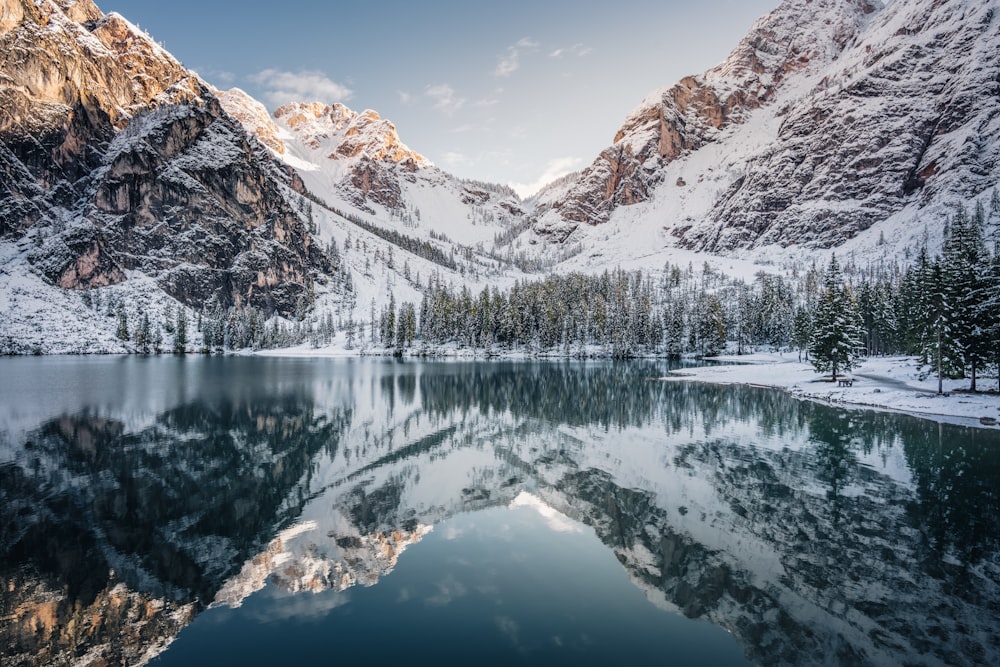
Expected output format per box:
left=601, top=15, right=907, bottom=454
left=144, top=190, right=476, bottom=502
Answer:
left=0, top=0, right=330, bottom=314
left=535, top=0, right=1000, bottom=253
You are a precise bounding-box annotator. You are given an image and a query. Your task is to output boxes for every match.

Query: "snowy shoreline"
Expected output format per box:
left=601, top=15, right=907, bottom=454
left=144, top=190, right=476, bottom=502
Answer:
left=5, top=344, right=997, bottom=429
left=256, top=344, right=1000, bottom=429
left=663, top=353, right=1000, bottom=430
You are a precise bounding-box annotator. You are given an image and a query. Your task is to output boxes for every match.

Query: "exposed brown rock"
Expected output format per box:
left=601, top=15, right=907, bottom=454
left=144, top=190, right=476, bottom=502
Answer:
left=0, top=0, right=331, bottom=315
left=540, top=0, right=884, bottom=240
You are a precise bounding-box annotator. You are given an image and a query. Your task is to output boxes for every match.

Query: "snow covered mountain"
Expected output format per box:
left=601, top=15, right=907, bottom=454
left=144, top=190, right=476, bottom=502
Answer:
left=535, top=0, right=1000, bottom=254
left=0, top=0, right=332, bottom=317
left=2, top=0, right=998, bottom=353
left=219, top=91, right=526, bottom=249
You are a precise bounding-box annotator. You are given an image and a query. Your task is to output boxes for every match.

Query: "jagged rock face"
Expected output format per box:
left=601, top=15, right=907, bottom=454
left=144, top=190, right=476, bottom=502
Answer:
left=274, top=102, right=425, bottom=166
left=264, top=101, right=425, bottom=212
left=216, top=86, right=287, bottom=155
left=0, top=0, right=329, bottom=314
left=228, top=96, right=525, bottom=233
left=542, top=0, right=999, bottom=252
left=2, top=572, right=194, bottom=667
left=548, top=0, right=881, bottom=231
left=689, top=0, right=1000, bottom=251
left=551, top=145, right=650, bottom=233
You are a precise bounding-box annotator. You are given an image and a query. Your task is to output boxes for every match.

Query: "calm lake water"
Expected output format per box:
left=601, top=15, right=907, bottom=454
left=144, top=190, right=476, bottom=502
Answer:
left=1, top=356, right=999, bottom=666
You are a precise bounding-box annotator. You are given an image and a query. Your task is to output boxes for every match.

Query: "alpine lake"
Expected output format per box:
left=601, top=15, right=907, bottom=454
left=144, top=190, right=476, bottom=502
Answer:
left=1, top=356, right=998, bottom=666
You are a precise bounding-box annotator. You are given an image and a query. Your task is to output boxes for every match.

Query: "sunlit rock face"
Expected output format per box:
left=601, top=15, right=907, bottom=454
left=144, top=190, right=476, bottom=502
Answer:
left=241, top=99, right=524, bottom=221
left=539, top=0, right=1000, bottom=251
left=0, top=0, right=329, bottom=314
left=270, top=102, right=428, bottom=213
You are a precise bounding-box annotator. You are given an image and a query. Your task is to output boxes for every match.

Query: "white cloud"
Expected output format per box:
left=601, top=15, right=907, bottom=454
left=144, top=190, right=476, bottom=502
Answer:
left=494, top=37, right=539, bottom=78
left=193, top=67, right=236, bottom=87
left=441, top=151, right=467, bottom=165
left=473, top=97, right=500, bottom=108
left=426, top=574, right=468, bottom=606
left=550, top=43, right=593, bottom=58
left=251, top=68, right=353, bottom=107
left=397, top=90, right=414, bottom=104
left=425, top=84, right=466, bottom=114
left=508, top=157, right=583, bottom=199
left=495, top=48, right=520, bottom=77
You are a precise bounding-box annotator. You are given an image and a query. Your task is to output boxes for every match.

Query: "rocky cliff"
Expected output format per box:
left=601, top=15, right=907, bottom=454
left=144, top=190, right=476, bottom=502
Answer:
left=536, top=0, right=1000, bottom=252
left=0, top=0, right=331, bottom=315
left=221, top=94, right=526, bottom=249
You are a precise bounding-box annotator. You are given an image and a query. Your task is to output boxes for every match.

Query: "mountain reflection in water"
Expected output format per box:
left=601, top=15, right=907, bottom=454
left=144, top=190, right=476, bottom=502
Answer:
left=1, top=357, right=998, bottom=666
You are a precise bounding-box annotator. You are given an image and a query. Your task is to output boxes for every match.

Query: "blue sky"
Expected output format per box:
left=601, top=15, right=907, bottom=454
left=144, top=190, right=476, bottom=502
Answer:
left=103, top=0, right=777, bottom=196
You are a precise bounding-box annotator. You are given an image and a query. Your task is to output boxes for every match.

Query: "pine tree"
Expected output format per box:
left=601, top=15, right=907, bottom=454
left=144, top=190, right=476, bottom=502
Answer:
left=152, top=325, right=163, bottom=353
left=345, top=320, right=355, bottom=350
left=134, top=312, right=151, bottom=354
left=396, top=302, right=416, bottom=351
left=174, top=309, right=187, bottom=354
left=792, top=306, right=813, bottom=362
left=809, top=255, right=865, bottom=381
left=942, top=205, right=990, bottom=390
left=665, top=305, right=685, bottom=358
left=115, top=304, right=129, bottom=343
left=163, top=302, right=175, bottom=334
left=974, top=243, right=1000, bottom=391
left=924, top=259, right=962, bottom=393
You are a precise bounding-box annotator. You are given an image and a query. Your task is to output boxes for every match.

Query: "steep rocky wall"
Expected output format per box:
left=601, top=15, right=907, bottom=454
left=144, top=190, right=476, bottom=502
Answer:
left=0, top=0, right=330, bottom=314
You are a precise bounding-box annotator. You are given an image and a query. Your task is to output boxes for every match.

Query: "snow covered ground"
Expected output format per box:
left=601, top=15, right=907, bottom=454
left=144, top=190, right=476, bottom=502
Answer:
left=664, top=353, right=1000, bottom=429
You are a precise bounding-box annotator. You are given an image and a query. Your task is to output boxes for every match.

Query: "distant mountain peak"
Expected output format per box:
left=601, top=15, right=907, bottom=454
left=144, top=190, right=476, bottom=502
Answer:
left=274, top=101, right=427, bottom=166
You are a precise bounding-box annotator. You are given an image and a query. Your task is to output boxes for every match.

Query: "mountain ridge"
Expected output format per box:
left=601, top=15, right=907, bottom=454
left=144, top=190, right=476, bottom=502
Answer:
left=533, top=0, right=1000, bottom=254
left=0, top=0, right=332, bottom=317
left=2, top=0, right=998, bottom=354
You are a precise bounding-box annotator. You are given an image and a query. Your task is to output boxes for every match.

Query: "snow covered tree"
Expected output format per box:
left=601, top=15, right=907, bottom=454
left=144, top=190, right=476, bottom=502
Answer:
left=345, top=319, right=355, bottom=350
left=134, top=312, right=151, bottom=354
left=809, top=255, right=865, bottom=381
left=924, top=259, right=962, bottom=393
left=664, top=305, right=685, bottom=358
left=174, top=309, right=187, bottom=354
left=695, top=293, right=726, bottom=357
left=791, top=306, right=813, bottom=362
left=115, top=303, right=129, bottom=342
left=972, top=241, right=1000, bottom=391
left=396, top=302, right=417, bottom=351
left=941, top=205, right=991, bottom=390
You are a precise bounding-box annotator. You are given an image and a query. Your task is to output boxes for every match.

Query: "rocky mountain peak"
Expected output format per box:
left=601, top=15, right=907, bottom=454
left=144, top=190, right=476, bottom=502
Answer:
left=0, top=0, right=331, bottom=316
left=216, top=86, right=287, bottom=154
left=545, top=0, right=885, bottom=235
left=538, top=0, right=998, bottom=254
left=274, top=101, right=426, bottom=165
left=0, top=0, right=200, bottom=140
left=50, top=0, right=102, bottom=23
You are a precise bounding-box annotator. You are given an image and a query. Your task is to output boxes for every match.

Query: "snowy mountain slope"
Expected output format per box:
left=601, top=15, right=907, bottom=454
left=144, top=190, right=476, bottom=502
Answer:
left=0, top=0, right=513, bottom=352
left=0, top=0, right=332, bottom=320
left=533, top=0, right=1000, bottom=258
left=4, top=0, right=999, bottom=354
left=220, top=95, right=527, bottom=250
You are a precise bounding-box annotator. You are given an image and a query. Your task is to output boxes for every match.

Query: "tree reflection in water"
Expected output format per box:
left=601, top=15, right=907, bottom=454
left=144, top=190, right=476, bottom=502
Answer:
left=0, top=357, right=998, bottom=666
